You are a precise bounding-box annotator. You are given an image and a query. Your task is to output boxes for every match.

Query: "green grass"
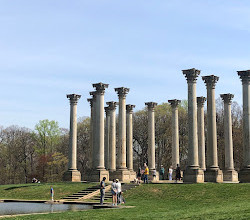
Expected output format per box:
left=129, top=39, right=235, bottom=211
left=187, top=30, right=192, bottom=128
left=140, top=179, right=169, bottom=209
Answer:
left=1, top=183, right=250, bottom=219
left=0, top=182, right=96, bottom=200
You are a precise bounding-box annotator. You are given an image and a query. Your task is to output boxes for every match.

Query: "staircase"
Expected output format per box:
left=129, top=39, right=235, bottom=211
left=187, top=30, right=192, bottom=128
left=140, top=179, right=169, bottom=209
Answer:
left=62, top=185, right=101, bottom=201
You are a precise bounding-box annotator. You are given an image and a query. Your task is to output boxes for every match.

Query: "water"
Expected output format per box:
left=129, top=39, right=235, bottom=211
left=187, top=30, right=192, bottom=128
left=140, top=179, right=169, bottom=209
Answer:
left=0, top=202, right=92, bottom=216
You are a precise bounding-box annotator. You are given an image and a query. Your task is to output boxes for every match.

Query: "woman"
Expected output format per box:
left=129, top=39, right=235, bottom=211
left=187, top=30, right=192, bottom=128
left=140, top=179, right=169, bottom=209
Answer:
left=111, top=179, right=117, bottom=206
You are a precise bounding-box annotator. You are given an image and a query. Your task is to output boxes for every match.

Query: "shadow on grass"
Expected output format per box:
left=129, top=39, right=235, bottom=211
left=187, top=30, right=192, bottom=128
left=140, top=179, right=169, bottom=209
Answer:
left=4, top=184, right=42, bottom=191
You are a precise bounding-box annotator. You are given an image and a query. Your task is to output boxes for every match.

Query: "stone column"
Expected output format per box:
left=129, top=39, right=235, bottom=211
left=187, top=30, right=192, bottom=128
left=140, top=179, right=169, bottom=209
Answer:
left=220, top=93, right=238, bottom=182
left=87, top=97, right=94, bottom=169
left=202, top=75, right=223, bottom=182
left=126, top=104, right=135, bottom=171
left=168, top=99, right=181, bottom=169
left=114, top=87, right=131, bottom=182
left=237, top=70, right=250, bottom=182
left=182, top=68, right=204, bottom=183
left=197, top=96, right=206, bottom=171
left=63, top=94, right=81, bottom=182
left=89, top=91, right=97, bottom=169
left=145, top=102, right=157, bottom=171
left=106, top=101, right=118, bottom=172
left=90, top=82, right=109, bottom=181
left=145, top=102, right=159, bottom=181
left=104, top=106, right=110, bottom=170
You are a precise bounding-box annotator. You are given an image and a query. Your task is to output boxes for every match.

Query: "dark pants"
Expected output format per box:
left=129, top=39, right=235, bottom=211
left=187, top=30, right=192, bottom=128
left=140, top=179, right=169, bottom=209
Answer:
left=144, top=174, right=148, bottom=183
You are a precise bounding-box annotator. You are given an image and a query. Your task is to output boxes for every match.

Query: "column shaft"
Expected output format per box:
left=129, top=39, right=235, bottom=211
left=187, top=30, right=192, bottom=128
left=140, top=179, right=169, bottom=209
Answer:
left=168, top=100, right=180, bottom=168
left=145, top=102, right=157, bottom=171
left=115, top=87, right=129, bottom=170
left=104, top=107, right=110, bottom=169
left=126, top=105, right=135, bottom=171
left=109, top=107, right=116, bottom=171
left=197, top=97, right=206, bottom=170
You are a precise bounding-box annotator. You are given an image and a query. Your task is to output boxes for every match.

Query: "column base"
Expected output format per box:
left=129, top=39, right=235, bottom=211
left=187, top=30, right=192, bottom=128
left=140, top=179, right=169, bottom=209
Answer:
left=223, top=169, right=239, bottom=182
left=183, top=167, right=204, bottom=183
left=109, top=169, right=131, bottom=183
left=204, top=168, right=223, bottom=183
left=239, top=167, right=250, bottom=183
left=63, top=170, right=81, bottom=182
left=86, top=169, right=109, bottom=182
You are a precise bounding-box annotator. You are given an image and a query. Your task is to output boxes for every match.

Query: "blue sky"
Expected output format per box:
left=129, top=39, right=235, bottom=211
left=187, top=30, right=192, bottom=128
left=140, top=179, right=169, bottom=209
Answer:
left=0, top=0, right=249, bottom=129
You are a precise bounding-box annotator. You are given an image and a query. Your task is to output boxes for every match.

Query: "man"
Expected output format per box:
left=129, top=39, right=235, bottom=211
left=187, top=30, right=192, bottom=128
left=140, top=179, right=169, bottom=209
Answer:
left=116, top=179, right=122, bottom=204
left=100, top=177, right=106, bottom=205
left=160, top=165, right=165, bottom=180
left=144, top=164, right=149, bottom=184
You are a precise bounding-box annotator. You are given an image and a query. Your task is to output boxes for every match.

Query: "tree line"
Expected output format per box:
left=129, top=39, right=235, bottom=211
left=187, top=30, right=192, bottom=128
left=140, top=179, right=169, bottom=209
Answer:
left=0, top=99, right=243, bottom=184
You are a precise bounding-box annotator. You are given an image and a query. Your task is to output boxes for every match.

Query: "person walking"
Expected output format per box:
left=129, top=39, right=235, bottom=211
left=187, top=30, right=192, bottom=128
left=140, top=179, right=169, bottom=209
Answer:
left=168, top=166, right=173, bottom=181
left=50, top=186, right=54, bottom=201
left=160, top=165, right=165, bottom=180
left=100, top=177, right=106, bottom=205
left=144, top=165, right=149, bottom=184
left=175, top=164, right=181, bottom=182
left=116, top=179, right=122, bottom=205
left=111, top=179, right=117, bottom=206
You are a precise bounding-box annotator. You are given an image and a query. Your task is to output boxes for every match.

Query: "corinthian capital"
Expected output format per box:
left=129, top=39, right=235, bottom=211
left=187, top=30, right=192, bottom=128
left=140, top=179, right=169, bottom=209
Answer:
left=67, top=94, right=81, bottom=104
left=126, top=104, right=136, bottom=113
left=145, top=102, right=157, bottom=111
left=106, top=101, right=118, bottom=111
left=202, top=75, right=219, bottom=89
left=182, top=68, right=200, bottom=83
left=197, top=96, right=206, bottom=107
left=168, top=99, right=181, bottom=108
left=115, top=87, right=130, bottom=98
left=92, top=82, right=109, bottom=95
left=237, top=70, right=250, bottom=84
left=220, top=93, right=234, bottom=104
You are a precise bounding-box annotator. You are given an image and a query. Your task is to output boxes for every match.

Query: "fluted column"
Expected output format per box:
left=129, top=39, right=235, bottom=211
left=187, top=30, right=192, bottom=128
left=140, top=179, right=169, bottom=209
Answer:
left=115, top=87, right=129, bottom=170
left=183, top=68, right=204, bottom=183
left=107, top=101, right=118, bottom=171
left=93, top=83, right=109, bottom=170
left=104, top=106, right=110, bottom=170
left=63, top=94, right=81, bottom=182
left=220, top=93, right=238, bottom=182
left=89, top=91, right=97, bottom=169
left=126, top=104, right=135, bottom=171
left=237, top=70, right=250, bottom=182
left=202, top=75, right=219, bottom=169
left=202, top=75, right=223, bottom=182
left=197, top=96, right=206, bottom=171
left=221, top=94, right=235, bottom=170
left=168, top=99, right=181, bottom=169
left=87, top=97, right=94, bottom=169
left=145, top=102, right=157, bottom=171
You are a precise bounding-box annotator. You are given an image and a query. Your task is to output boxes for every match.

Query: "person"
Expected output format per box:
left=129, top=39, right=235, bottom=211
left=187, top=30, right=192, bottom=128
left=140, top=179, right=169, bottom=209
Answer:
left=116, top=179, right=122, bottom=205
left=50, top=186, right=54, bottom=201
left=169, top=166, right=173, bottom=181
left=153, top=169, right=157, bottom=181
left=111, top=179, right=117, bottom=206
left=160, top=165, right=165, bottom=180
left=144, top=164, right=149, bottom=184
left=137, top=167, right=142, bottom=184
left=176, top=164, right=181, bottom=182
left=100, top=177, right=106, bottom=205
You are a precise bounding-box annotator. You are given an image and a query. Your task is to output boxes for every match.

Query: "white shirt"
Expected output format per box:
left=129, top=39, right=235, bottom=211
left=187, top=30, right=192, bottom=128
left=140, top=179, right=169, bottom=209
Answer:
left=169, top=168, right=173, bottom=174
left=117, top=182, right=122, bottom=193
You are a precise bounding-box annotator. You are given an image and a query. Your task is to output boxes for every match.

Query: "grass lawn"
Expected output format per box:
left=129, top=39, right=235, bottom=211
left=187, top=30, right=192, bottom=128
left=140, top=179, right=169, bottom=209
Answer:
left=1, top=183, right=250, bottom=219
left=0, top=182, right=96, bottom=201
